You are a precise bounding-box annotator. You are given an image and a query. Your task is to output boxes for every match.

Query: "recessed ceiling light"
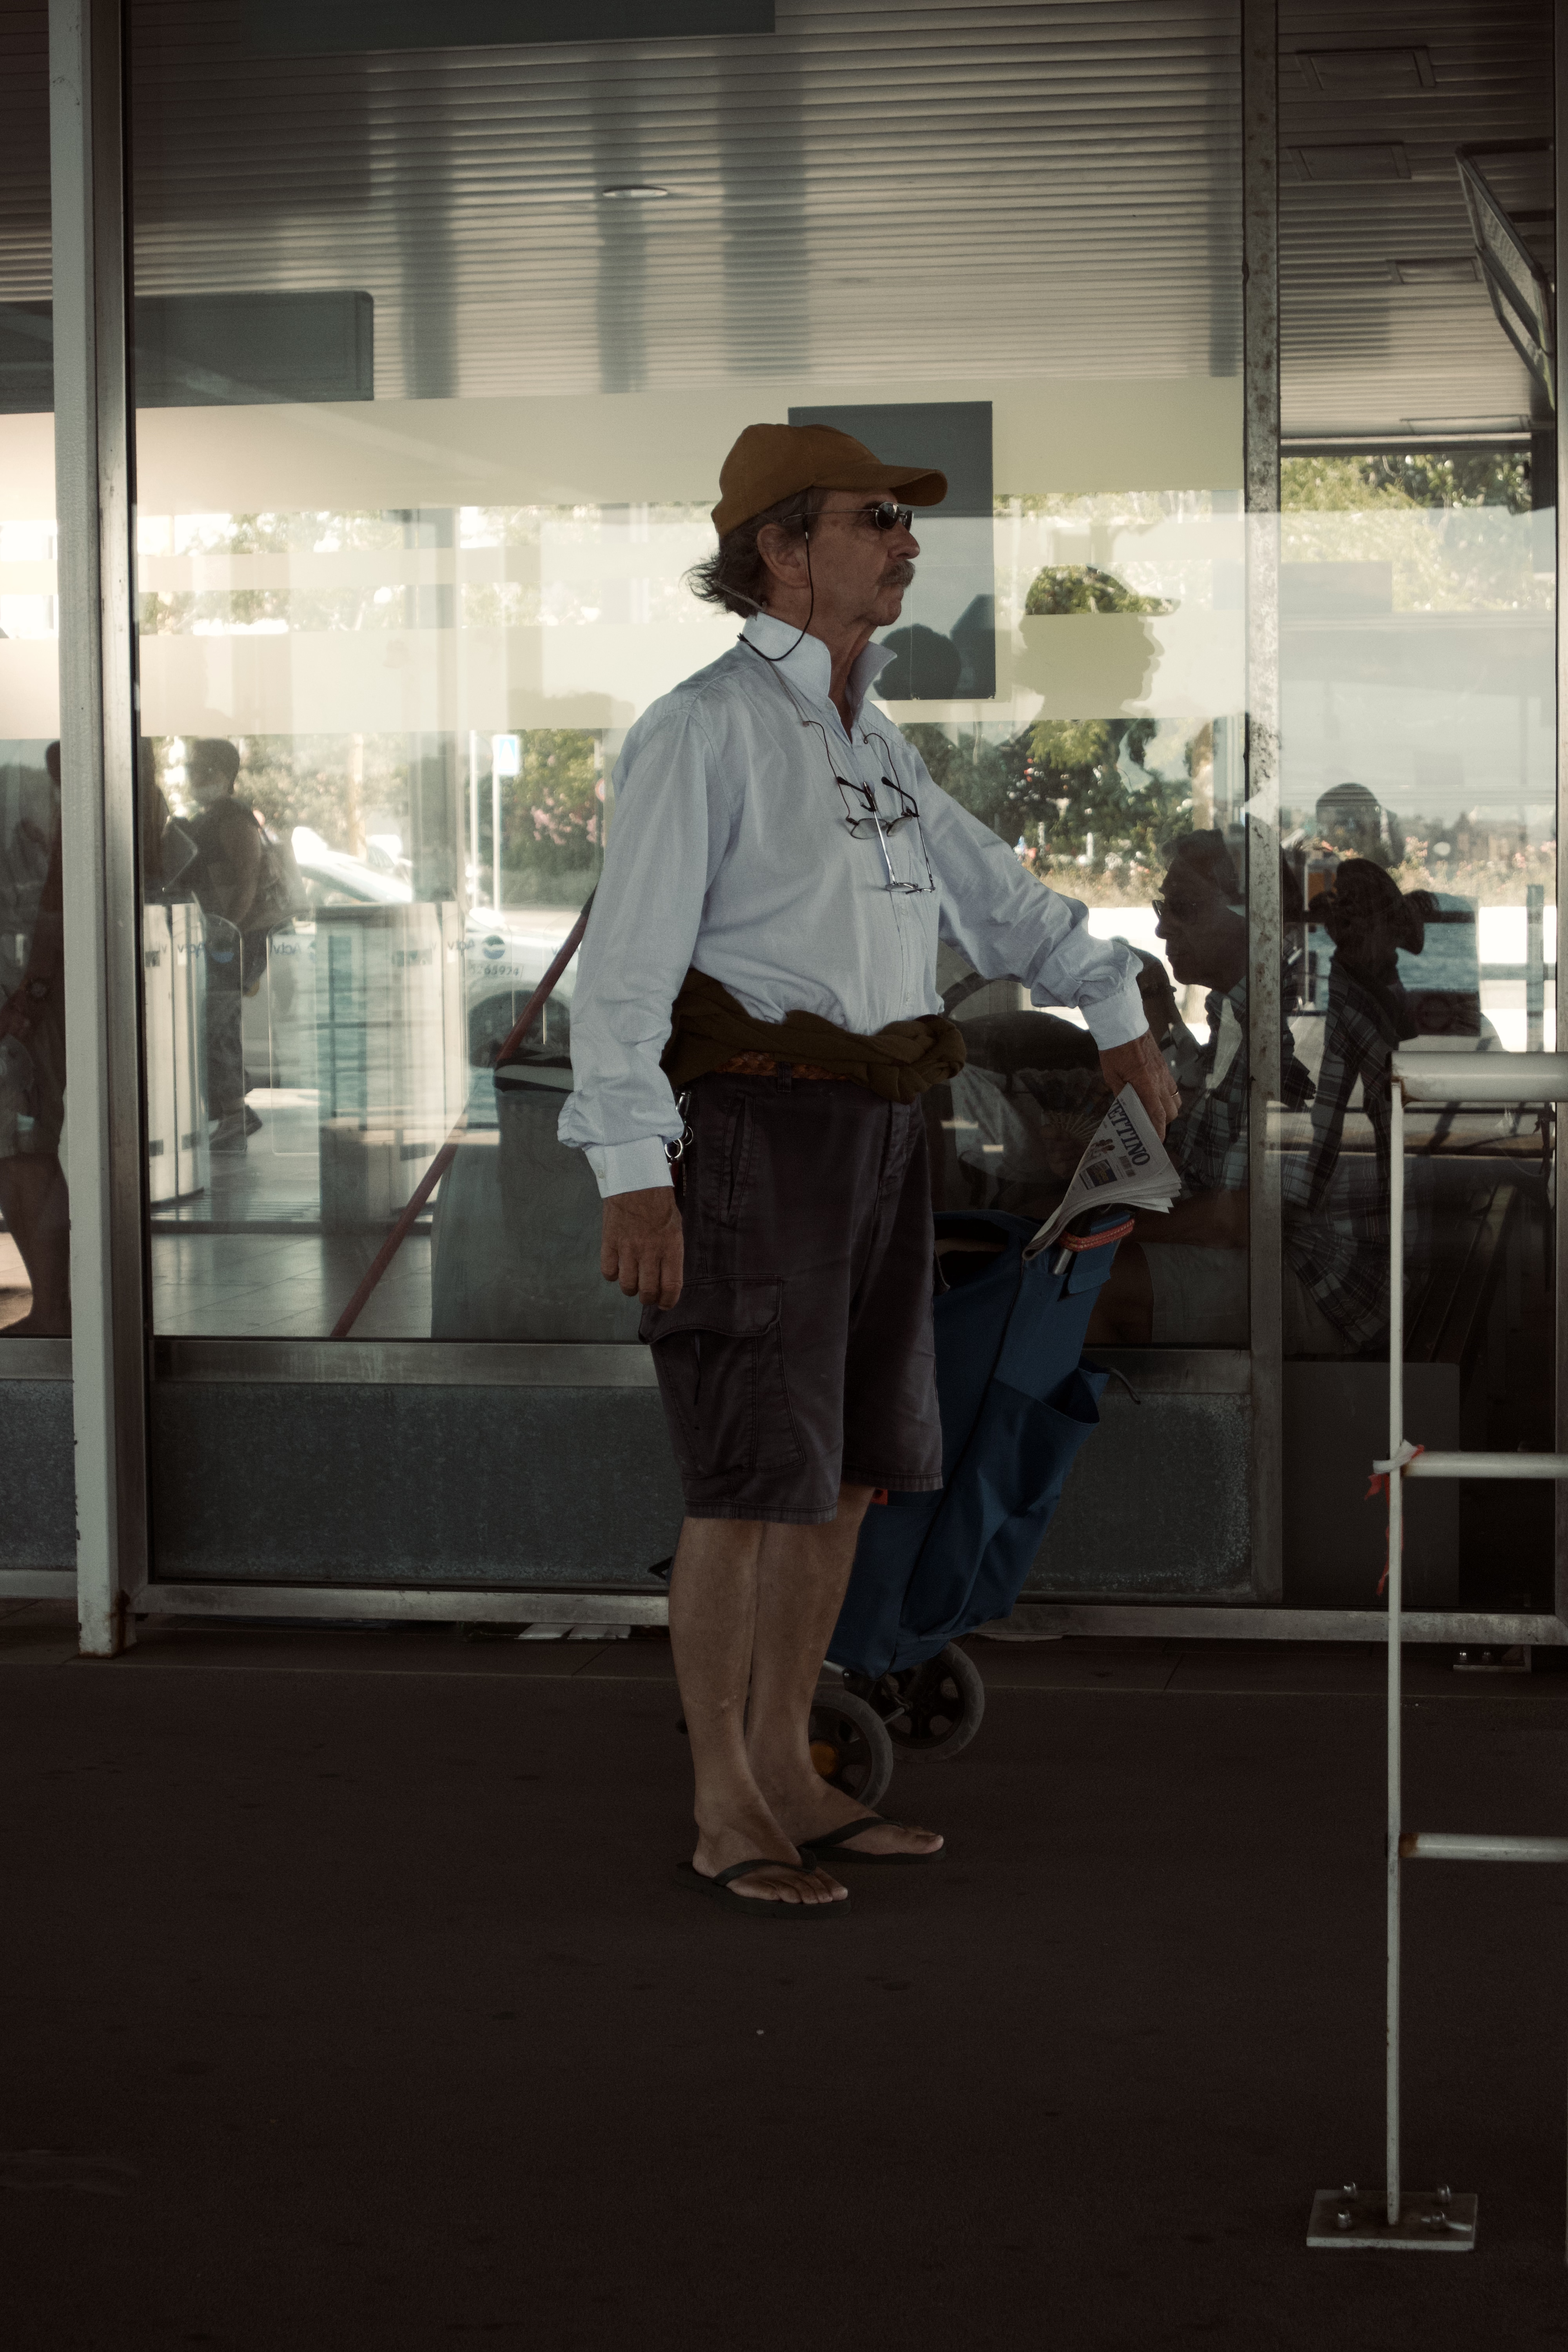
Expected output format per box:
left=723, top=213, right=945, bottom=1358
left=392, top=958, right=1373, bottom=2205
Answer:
left=1290, top=143, right=1412, bottom=183
left=1391, top=256, right=1481, bottom=284
left=1400, top=414, right=1528, bottom=432
left=601, top=184, right=670, bottom=200
left=1297, top=46, right=1435, bottom=96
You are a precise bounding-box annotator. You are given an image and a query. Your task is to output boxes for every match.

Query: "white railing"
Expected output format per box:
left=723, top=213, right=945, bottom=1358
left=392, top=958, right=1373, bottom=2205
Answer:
left=1310, top=1049, right=1568, bottom=2255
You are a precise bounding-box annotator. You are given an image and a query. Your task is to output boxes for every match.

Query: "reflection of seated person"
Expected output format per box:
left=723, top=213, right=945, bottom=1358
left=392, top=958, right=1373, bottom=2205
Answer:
left=0, top=740, right=69, bottom=1335
left=1087, top=828, right=1346, bottom=1352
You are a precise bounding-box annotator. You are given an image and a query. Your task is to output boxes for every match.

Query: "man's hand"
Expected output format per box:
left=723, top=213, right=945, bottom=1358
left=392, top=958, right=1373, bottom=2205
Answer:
left=601, top=1185, right=684, bottom=1308
left=1099, top=1027, right=1180, bottom=1141
left=0, top=991, right=33, bottom=1044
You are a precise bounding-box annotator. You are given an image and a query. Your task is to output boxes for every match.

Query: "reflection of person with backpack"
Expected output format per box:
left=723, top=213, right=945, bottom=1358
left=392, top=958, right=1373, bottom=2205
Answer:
left=185, top=737, right=301, bottom=1153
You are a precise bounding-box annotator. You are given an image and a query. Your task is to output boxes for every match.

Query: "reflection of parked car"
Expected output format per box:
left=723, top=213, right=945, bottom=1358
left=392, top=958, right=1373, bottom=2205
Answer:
left=241, top=829, right=581, bottom=1085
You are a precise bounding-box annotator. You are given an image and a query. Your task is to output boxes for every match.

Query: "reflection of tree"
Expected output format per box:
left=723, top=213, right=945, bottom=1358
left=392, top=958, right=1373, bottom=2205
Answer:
left=1284, top=450, right=1529, bottom=513
left=1280, top=451, right=1545, bottom=612
left=1023, top=565, right=1174, bottom=617
left=904, top=716, right=1194, bottom=883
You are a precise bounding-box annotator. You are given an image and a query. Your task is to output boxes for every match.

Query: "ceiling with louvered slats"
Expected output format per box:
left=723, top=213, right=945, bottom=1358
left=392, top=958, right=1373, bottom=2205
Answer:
left=1279, top=0, right=1553, bottom=438
left=121, top=0, right=1242, bottom=399
left=0, top=1, right=1555, bottom=434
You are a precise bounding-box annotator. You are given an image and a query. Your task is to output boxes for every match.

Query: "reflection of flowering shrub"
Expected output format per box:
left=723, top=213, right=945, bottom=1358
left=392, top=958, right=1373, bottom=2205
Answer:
left=498, top=731, right=602, bottom=879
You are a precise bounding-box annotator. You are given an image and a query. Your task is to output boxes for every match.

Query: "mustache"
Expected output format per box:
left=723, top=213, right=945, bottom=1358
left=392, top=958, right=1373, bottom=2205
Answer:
left=882, top=558, right=916, bottom=588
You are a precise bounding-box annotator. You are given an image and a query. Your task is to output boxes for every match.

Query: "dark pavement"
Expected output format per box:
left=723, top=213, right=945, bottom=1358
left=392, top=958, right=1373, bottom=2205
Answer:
left=6, top=1606, right=1568, bottom=2350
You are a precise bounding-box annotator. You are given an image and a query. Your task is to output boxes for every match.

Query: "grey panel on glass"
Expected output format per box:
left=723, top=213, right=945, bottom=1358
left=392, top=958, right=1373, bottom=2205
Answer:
left=150, top=1385, right=683, bottom=1582
left=0, top=293, right=373, bottom=414
left=0, top=1385, right=76, bottom=1568
left=0, top=303, right=53, bottom=416
left=134, top=292, right=374, bottom=407
left=786, top=403, right=993, bottom=520
left=1025, top=1391, right=1250, bottom=1599
left=788, top=401, right=995, bottom=699
left=245, top=2, right=773, bottom=53
left=785, top=400, right=992, bottom=520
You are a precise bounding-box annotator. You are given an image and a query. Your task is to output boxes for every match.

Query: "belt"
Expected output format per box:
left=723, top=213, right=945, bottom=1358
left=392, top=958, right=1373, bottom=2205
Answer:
left=712, top=1053, right=858, bottom=1083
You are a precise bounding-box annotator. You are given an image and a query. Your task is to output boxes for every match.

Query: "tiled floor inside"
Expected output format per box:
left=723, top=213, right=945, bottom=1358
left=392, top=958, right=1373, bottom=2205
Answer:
left=150, top=1085, right=436, bottom=1338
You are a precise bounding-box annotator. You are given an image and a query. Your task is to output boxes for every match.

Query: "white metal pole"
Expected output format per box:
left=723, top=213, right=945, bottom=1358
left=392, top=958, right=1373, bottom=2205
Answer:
left=1387, top=1077, right=1406, bottom=2225
left=50, top=0, right=146, bottom=1656
left=491, top=742, right=501, bottom=914
left=468, top=729, right=479, bottom=905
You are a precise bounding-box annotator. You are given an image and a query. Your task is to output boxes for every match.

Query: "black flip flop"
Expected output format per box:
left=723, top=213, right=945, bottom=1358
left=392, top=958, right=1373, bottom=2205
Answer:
left=675, top=1858, right=850, bottom=1918
left=800, top=1817, right=945, bottom=1867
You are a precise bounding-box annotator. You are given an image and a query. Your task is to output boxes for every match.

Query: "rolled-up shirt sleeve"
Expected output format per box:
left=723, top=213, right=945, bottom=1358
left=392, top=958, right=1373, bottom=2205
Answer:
left=918, top=770, right=1147, bottom=1048
left=558, top=701, right=731, bottom=1197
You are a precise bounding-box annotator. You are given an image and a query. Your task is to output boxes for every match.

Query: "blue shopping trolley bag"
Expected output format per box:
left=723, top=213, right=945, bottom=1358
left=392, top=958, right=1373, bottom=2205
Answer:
left=827, top=1205, right=1126, bottom=1679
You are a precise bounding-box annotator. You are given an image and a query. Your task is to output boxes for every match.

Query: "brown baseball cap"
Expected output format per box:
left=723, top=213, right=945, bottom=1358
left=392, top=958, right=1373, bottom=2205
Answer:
left=712, top=422, right=948, bottom=537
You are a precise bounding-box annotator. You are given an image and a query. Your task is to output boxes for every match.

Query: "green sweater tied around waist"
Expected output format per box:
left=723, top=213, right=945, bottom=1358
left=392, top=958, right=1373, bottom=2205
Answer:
left=660, top=967, right=968, bottom=1105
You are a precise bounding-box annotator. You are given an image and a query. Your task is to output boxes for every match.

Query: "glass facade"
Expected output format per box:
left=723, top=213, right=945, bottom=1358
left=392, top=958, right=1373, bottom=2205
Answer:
left=1272, top=7, right=1557, bottom=1615
left=124, top=2, right=1244, bottom=1347
left=0, top=0, right=1562, bottom=1633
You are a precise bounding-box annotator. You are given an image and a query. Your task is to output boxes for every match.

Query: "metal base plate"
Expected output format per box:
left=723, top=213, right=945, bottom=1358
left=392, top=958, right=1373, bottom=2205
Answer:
left=1307, top=2189, right=1477, bottom=2251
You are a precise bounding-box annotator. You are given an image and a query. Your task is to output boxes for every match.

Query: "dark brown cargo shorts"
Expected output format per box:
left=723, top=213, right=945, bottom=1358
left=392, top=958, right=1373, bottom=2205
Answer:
left=639, top=1069, right=944, bottom=1525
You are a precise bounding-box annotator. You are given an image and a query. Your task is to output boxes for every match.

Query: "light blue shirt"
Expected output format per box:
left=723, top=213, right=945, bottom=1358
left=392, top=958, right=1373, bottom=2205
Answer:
left=560, top=613, right=1146, bottom=1196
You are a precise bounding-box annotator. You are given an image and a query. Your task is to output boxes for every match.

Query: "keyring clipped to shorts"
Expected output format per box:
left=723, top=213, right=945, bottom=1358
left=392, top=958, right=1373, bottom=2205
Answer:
left=664, top=1087, right=694, bottom=1201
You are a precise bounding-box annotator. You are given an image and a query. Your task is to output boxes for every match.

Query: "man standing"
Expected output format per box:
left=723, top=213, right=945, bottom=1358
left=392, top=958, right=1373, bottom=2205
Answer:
left=561, top=424, right=1177, bottom=1913
left=185, top=738, right=274, bottom=1152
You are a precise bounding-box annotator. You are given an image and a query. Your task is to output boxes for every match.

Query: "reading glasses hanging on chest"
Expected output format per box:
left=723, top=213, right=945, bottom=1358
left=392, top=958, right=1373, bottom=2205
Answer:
left=797, top=715, right=935, bottom=895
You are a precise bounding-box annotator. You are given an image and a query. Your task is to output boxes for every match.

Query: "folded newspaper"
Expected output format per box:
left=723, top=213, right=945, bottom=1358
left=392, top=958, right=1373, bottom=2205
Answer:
left=1023, top=1084, right=1181, bottom=1261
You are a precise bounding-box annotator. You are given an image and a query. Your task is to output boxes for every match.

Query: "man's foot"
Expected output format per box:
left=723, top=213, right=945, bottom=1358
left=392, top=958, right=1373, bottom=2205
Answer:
left=692, top=1811, right=848, bottom=1905
left=768, top=1780, right=944, bottom=1862
left=210, top=1114, right=248, bottom=1153
left=243, top=1104, right=263, bottom=1136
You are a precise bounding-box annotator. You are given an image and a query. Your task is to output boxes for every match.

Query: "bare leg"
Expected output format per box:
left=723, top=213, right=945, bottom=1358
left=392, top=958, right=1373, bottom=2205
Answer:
left=746, top=1483, right=943, bottom=1860
left=667, top=1514, right=844, bottom=1905
left=0, top=1154, right=71, bottom=1335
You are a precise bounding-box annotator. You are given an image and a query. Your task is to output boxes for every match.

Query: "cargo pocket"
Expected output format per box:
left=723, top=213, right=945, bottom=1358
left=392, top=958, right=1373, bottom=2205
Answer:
left=640, top=1279, right=802, bottom=1477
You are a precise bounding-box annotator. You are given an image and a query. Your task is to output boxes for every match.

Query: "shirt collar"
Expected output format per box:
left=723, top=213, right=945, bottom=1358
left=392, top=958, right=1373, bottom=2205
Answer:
left=737, top=614, right=896, bottom=731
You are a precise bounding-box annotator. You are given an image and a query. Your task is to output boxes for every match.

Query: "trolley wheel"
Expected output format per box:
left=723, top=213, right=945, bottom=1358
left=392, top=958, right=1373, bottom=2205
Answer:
left=807, top=1689, right=895, bottom=1812
left=875, top=1642, right=986, bottom=1760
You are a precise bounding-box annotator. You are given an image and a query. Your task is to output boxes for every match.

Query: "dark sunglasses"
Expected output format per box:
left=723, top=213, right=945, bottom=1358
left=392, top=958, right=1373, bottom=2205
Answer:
left=857, top=501, right=914, bottom=532
left=1153, top=892, right=1243, bottom=924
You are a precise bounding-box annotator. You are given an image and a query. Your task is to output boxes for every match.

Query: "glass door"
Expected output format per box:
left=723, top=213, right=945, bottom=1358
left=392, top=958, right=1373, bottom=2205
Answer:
left=123, top=0, right=1262, bottom=1598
